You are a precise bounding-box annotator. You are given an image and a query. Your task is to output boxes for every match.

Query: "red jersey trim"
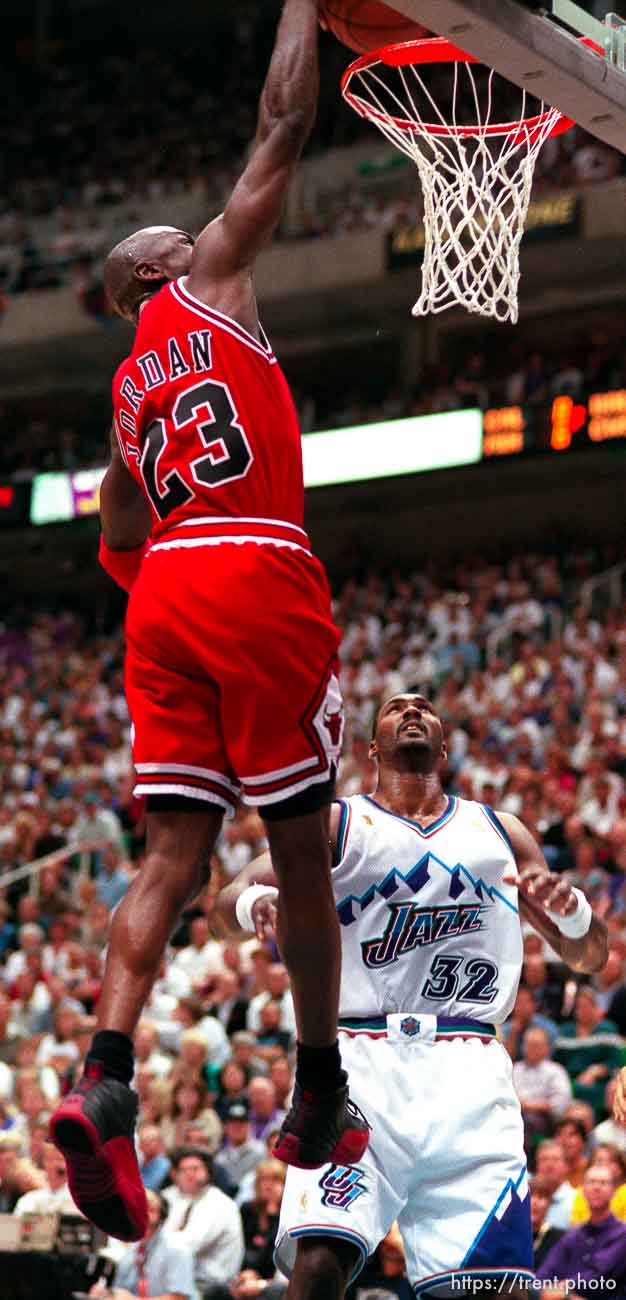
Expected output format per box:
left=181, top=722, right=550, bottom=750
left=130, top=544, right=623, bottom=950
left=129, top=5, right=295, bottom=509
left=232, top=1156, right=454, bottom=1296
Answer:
left=171, top=280, right=277, bottom=364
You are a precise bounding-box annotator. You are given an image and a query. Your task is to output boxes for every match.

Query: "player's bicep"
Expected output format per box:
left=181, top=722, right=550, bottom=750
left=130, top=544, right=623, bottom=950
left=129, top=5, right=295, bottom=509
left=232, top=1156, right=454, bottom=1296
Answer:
left=498, top=810, right=549, bottom=875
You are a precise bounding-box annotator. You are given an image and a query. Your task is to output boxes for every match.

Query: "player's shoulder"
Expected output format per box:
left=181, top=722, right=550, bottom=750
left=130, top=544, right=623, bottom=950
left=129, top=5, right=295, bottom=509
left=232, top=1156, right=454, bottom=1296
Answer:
left=458, top=797, right=517, bottom=851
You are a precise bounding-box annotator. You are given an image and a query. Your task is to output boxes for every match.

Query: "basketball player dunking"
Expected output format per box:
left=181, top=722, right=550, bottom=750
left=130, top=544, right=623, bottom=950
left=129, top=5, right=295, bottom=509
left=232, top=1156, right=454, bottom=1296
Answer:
left=220, top=694, right=608, bottom=1296
left=49, top=0, right=369, bottom=1241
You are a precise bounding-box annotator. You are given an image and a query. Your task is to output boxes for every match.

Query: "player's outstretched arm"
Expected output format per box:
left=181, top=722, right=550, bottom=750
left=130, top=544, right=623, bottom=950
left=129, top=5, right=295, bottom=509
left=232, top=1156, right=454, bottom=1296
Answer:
left=218, top=802, right=342, bottom=940
left=189, top=0, right=319, bottom=281
left=500, top=812, right=608, bottom=974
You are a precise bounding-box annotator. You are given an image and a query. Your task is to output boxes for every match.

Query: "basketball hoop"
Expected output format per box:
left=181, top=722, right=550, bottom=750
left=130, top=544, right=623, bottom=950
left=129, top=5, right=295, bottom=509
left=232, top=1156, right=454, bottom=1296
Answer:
left=341, top=37, right=578, bottom=323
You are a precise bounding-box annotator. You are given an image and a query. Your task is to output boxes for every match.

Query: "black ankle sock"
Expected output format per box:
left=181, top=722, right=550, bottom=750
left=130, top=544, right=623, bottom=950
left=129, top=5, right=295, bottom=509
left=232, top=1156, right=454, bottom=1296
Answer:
left=296, top=1041, right=344, bottom=1092
left=86, top=1030, right=134, bottom=1086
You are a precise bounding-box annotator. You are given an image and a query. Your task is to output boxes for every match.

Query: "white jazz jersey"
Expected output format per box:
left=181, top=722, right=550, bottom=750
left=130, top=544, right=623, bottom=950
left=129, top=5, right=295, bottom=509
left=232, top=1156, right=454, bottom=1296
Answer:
left=275, top=795, right=532, bottom=1293
left=333, top=793, right=522, bottom=1024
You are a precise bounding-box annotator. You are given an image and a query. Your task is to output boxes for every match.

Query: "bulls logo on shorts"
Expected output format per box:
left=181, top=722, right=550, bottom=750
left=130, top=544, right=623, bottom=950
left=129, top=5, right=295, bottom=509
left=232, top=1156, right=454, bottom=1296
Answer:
left=311, top=671, right=345, bottom=767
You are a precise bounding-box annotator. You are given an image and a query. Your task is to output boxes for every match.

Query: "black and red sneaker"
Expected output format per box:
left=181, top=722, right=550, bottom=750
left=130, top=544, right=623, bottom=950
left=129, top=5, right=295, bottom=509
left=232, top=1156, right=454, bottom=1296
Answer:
left=273, top=1078, right=370, bottom=1170
left=49, top=1062, right=148, bottom=1241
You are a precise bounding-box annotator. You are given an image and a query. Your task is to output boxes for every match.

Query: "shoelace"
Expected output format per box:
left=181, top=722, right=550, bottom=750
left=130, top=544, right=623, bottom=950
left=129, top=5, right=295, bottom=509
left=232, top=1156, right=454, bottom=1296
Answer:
left=345, top=1098, right=371, bottom=1131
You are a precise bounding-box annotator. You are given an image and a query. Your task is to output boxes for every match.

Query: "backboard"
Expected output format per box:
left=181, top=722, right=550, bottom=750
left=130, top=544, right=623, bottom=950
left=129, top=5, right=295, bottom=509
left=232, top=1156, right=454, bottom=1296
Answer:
left=385, top=0, right=626, bottom=151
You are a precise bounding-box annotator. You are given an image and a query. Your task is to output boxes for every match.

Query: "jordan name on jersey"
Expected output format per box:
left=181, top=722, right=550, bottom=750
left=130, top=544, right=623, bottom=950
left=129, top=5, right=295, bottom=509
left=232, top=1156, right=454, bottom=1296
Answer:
left=333, top=794, right=522, bottom=1025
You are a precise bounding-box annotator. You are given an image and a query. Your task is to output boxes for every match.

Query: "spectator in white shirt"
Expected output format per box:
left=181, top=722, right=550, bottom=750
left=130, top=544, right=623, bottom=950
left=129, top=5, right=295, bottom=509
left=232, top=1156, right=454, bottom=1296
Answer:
left=246, top=964, right=295, bottom=1039
left=171, top=915, right=224, bottom=986
left=133, top=1019, right=174, bottom=1081
left=158, top=1000, right=230, bottom=1071
left=535, top=1140, right=577, bottom=1231
left=36, top=1002, right=82, bottom=1070
left=14, top=1141, right=82, bottom=1217
left=514, top=1026, right=573, bottom=1148
left=3, top=924, right=46, bottom=985
left=163, top=1147, right=244, bottom=1296
left=10, top=970, right=51, bottom=1036
left=69, top=792, right=124, bottom=850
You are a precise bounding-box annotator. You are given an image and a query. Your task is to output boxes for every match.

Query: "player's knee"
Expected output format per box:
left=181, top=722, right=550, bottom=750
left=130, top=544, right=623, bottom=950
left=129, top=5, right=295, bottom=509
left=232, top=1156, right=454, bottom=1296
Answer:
left=292, top=1238, right=355, bottom=1300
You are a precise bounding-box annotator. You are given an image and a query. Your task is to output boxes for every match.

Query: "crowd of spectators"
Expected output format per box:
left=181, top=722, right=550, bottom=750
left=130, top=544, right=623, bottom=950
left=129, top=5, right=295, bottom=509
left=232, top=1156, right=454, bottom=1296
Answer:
left=0, top=539, right=624, bottom=1291
left=1, top=0, right=624, bottom=302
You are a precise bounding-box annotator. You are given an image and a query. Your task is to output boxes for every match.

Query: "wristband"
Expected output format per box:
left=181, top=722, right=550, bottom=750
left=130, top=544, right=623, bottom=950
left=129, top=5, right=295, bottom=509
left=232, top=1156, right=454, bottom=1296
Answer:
left=235, top=883, right=279, bottom=932
left=99, top=536, right=148, bottom=593
left=546, top=887, right=592, bottom=939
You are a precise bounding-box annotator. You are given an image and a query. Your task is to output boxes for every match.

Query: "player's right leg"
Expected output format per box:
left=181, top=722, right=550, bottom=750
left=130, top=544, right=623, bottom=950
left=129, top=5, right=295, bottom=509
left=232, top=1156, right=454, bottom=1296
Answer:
left=49, top=805, right=222, bottom=1240
left=287, top=1237, right=359, bottom=1300
left=264, top=804, right=368, bottom=1169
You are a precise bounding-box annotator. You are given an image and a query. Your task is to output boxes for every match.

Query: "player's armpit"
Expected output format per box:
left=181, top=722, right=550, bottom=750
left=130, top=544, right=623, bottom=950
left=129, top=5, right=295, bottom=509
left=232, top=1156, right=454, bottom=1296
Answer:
left=499, top=810, right=608, bottom=974
left=189, top=0, right=319, bottom=279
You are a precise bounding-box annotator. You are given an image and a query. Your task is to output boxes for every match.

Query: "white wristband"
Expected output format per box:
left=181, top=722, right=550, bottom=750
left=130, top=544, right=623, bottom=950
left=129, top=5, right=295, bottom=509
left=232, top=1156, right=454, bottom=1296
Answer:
left=546, top=887, right=592, bottom=939
left=235, top=883, right=279, bottom=933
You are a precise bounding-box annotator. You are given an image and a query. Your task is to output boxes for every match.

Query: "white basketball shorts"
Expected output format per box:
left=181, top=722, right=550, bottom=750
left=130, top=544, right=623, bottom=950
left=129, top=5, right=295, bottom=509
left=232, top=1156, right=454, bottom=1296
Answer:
left=275, top=1014, right=533, bottom=1296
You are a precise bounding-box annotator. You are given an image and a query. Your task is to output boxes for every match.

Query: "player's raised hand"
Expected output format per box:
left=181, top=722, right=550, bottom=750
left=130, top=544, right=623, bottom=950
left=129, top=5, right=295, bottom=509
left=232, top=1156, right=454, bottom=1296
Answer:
left=503, top=866, right=578, bottom=917
left=251, top=893, right=278, bottom=944
left=613, top=1068, right=626, bottom=1126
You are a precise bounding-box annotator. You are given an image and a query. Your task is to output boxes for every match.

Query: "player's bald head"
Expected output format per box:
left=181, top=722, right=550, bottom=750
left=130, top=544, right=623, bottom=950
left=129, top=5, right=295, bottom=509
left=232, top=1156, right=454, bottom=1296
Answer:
left=104, top=226, right=192, bottom=323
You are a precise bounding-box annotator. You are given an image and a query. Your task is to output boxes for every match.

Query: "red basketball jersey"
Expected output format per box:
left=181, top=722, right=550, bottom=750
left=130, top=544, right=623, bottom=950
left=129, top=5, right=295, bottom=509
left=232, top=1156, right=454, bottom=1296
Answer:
left=112, top=277, right=304, bottom=538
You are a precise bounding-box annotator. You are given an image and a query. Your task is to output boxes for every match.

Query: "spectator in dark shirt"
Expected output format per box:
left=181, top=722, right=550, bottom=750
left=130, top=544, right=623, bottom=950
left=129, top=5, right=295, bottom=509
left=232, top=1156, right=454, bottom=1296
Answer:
left=537, top=1163, right=626, bottom=1287
left=240, top=1158, right=286, bottom=1277
left=522, top=953, right=566, bottom=1022
left=554, top=986, right=622, bottom=1118
left=213, top=1101, right=265, bottom=1197
left=532, top=1175, right=565, bottom=1268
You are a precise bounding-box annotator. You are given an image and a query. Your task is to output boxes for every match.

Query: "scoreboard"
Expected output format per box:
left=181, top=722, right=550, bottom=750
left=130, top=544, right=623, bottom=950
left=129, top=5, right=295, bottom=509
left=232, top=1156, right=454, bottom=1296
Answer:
left=0, top=388, right=623, bottom=531
left=482, top=389, right=626, bottom=457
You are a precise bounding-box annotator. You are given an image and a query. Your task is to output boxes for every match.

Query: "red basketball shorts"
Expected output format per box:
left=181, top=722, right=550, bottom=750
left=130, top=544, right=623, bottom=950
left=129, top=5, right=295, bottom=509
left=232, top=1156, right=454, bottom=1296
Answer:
left=124, top=519, right=344, bottom=816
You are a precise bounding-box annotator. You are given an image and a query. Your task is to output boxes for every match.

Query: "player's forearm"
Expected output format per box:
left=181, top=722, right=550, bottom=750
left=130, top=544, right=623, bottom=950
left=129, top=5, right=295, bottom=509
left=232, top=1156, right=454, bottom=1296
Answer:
left=520, top=894, right=607, bottom=973
left=100, top=454, right=151, bottom=550
left=556, top=914, right=608, bottom=974
left=256, top=0, right=319, bottom=154
left=217, top=851, right=277, bottom=934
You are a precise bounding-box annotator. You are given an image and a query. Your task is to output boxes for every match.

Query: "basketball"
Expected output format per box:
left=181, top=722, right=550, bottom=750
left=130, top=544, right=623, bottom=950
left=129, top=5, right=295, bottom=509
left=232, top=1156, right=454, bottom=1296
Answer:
left=320, top=0, right=429, bottom=55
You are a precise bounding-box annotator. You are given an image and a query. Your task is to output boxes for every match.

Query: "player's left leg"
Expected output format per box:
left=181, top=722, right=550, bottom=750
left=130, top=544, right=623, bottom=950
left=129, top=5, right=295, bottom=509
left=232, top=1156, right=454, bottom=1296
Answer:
left=287, top=1236, right=360, bottom=1300
left=50, top=805, right=223, bottom=1241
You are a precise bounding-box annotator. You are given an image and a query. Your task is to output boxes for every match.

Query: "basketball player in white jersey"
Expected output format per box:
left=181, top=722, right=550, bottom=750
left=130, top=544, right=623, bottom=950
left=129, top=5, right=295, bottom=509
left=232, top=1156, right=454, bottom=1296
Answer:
left=219, top=694, right=607, bottom=1297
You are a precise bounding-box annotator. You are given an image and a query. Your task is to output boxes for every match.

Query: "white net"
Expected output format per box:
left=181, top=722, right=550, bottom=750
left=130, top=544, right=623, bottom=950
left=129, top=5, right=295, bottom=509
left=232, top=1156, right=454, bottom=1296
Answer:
left=342, top=44, right=571, bottom=323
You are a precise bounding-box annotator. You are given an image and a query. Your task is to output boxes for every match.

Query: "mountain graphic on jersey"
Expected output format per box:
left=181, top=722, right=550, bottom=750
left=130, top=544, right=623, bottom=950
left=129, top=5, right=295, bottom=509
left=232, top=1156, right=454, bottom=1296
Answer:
left=336, top=850, right=507, bottom=928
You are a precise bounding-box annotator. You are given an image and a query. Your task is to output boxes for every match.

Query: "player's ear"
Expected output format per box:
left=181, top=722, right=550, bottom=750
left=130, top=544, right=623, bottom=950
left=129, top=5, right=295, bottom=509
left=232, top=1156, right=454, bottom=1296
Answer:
left=135, top=260, right=163, bottom=283
left=368, top=739, right=378, bottom=761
